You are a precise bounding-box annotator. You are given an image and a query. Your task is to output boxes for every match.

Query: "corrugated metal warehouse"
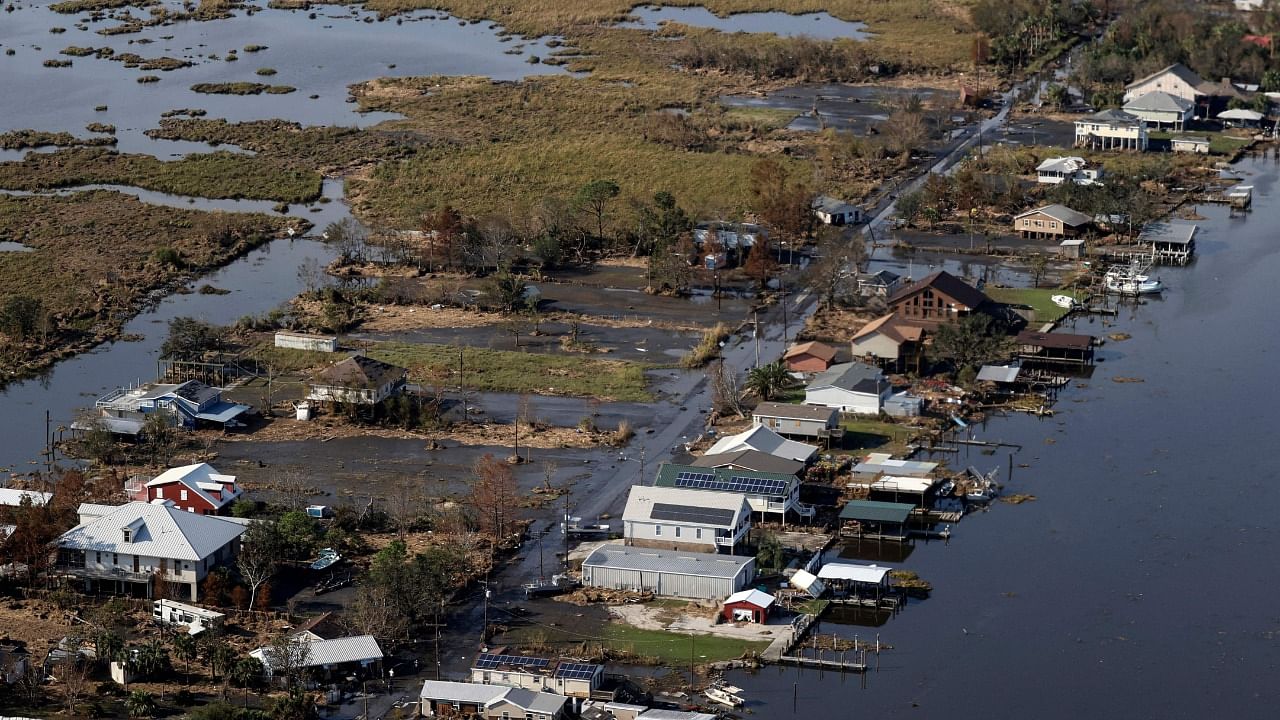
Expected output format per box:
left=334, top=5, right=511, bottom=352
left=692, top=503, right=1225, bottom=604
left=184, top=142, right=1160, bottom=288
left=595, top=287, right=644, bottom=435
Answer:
left=580, top=546, right=755, bottom=601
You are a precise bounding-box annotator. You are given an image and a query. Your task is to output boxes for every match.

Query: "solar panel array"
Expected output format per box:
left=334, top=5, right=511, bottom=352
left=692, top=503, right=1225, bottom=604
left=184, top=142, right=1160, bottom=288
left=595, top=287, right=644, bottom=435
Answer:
left=554, top=662, right=599, bottom=680
left=674, top=470, right=788, bottom=496
left=474, top=653, right=550, bottom=671
left=650, top=502, right=736, bottom=526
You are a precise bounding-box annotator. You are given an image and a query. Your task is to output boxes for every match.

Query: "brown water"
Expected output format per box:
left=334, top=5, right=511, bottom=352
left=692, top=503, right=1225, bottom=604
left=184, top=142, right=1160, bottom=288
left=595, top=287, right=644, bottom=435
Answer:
left=729, top=154, right=1280, bottom=716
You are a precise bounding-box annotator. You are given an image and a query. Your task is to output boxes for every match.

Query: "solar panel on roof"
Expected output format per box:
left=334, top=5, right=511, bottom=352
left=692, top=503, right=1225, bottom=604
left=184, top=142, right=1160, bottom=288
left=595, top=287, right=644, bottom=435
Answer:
left=555, top=662, right=599, bottom=680
left=650, top=502, right=736, bottom=526
left=474, top=653, right=550, bottom=671
left=674, top=470, right=787, bottom=496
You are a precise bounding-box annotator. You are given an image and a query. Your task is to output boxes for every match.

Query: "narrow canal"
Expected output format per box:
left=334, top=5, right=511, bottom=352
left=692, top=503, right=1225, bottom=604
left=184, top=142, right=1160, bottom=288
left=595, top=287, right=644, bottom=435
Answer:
left=730, top=154, right=1280, bottom=715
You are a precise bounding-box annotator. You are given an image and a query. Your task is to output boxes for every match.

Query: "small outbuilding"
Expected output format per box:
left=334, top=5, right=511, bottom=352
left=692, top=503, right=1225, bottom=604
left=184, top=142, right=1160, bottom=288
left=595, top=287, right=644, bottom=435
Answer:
left=783, top=341, right=837, bottom=374
left=722, top=589, right=775, bottom=624
left=812, top=195, right=862, bottom=226
left=273, top=331, right=337, bottom=353
left=1171, top=135, right=1211, bottom=154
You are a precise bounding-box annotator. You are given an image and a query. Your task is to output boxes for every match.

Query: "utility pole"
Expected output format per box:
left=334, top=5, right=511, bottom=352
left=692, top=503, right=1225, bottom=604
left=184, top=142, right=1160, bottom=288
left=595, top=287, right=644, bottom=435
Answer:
left=481, top=575, right=490, bottom=646
left=753, top=309, right=761, bottom=367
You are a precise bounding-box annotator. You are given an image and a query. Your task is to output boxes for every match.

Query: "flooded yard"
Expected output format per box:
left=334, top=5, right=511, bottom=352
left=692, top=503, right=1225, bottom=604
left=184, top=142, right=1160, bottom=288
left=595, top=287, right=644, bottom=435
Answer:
left=622, top=5, right=870, bottom=40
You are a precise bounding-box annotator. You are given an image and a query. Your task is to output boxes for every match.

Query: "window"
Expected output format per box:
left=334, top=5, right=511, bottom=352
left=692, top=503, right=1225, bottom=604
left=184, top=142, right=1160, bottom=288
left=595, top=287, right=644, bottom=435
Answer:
left=674, top=527, right=681, bottom=538
left=1049, top=221, right=1058, bottom=229
left=155, top=487, right=163, bottom=498
left=180, top=489, right=188, bottom=501
left=696, top=528, right=702, bottom=539
left=112, top=553, right=118, bottom=566
left=95, top=551, right=102, bottom=564
left=655, top=524, right=662, bottom=536
left=122, top=528, right=132, bottom=543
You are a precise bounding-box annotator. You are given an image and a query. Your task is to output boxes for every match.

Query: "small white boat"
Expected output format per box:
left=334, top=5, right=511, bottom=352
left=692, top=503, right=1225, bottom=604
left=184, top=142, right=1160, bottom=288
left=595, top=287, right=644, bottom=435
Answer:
left=1051, top=294, right=1077, bottom=309
left=705, top=683, right=745, bottom=708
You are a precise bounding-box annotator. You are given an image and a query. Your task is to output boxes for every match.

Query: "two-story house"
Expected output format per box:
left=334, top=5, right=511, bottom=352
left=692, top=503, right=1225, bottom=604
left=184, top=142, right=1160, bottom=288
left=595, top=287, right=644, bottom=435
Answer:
left=886, top=271, right=992, bottom=331
left=653, top=463, right=815, bottom=524
left=126, top=463, right=242, bottom=515
left=306, top=355, right=408, bottom=406
left=622, top=485, right=751, bottom=554
left=91, top=380, right=251, bottom=433
left=1074, top=109, right=1148, bottom=151
left=470, top=653, right=603, bottom=710
left=56, top=502, right=247, bottom=601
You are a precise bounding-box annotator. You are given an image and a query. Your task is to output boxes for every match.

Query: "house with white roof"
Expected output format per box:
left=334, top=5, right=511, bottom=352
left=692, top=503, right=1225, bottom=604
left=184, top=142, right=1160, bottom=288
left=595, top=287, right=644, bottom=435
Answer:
left=419, top=679, right=569, bottom=720
left=250, top=634, right=383, bottom=681
left=722, top=588, right=775, bottom=623
left=1035, top=156, right=1102, bottom=186
left=0, top=488, right=51, bottom=507
left=55, top=501, right=246, bottom=600
left=126, top=463, right=242, bottom=515
left=704, top=424, right=817, bottom=463
left=580, top=546, right=755, bottom=601
left=622, top=485, right=751, bottom=554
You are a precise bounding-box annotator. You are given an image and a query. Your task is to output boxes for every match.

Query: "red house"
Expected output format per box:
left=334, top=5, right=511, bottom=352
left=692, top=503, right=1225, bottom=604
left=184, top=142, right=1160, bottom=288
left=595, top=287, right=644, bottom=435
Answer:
left=133, top=463, right=242, bottom=515
left=722, top=589, right=776, bottom=624
left=783, top=341, right=837, bottom=373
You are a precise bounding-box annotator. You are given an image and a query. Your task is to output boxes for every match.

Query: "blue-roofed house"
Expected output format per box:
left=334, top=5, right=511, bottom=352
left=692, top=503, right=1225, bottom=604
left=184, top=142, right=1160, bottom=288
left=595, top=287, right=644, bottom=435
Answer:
left=653, top=463, right=814, bottom=524
left=92, top=380, right=251, bottom=432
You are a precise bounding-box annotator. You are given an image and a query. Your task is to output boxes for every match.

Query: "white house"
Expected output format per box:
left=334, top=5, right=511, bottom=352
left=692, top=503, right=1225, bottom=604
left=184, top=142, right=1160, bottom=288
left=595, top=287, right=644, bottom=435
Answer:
left=1074, top=109, right=1148, bottom=151
left=812, top=195, right=862, bottom=226
left=704, top=424, right=817, bottom=463
left=420, top=680, right=569, bottom=720
left=1035, top=156, right=1102, bottom=185
left=273, top=331, right=338, bottom=353
left=306, top=355, right=407, bottom=406
left=251, top=635, right=383, bottom=681
left=622, top=485, right=751, bottom=554
left=653, top=463, right=814, bottom=523
left=1123, top=91, right=1195, bottom=129
left=470, top=653, right=602, bottom=704
left=56, top=502, right=246, bottom=601
left=804, top=362, right=891, bottom=415
left=1123, top=63, right=1206, bottom=104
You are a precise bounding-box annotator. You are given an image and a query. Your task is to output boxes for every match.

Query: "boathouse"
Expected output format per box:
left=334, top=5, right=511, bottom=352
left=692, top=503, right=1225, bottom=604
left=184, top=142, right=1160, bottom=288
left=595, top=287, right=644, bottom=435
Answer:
left=1014, top=330, right=1096, bottom=366
left=1138, top=221, right=1197, bottom=265
left=838, top=500, right=915, bottom=542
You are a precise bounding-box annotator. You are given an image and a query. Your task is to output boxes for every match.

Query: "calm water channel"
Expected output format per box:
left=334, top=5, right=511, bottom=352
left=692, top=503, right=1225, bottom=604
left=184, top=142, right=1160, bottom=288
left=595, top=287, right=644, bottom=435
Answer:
left=730, top=156, right=1280, bottom=716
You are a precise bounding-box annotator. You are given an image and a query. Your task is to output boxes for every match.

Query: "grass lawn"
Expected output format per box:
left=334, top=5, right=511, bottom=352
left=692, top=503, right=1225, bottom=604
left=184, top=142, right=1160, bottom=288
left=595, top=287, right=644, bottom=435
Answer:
left=722, top=106, right=801, bottom=130
left=839, top=417, right=907, bottom=455
left=599, top=622, right=769, bottom=664
left=986, top=287, right=1082, bottom=323
left=368, top=341, right=652, bottom=401
left=1148, top=130, right=1253, bottom=156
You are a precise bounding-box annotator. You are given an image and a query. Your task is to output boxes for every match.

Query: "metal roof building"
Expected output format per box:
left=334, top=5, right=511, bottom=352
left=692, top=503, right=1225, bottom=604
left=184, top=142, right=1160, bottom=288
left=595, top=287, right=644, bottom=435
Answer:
left=580, top=546, right=755, bottom=601
left=251, top=635, right=383, bottom=674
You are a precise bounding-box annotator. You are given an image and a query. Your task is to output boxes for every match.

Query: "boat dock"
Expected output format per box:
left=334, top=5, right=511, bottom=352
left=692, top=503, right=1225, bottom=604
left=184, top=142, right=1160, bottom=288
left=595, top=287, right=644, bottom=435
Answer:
left=777, top=651, right=868, bottom=673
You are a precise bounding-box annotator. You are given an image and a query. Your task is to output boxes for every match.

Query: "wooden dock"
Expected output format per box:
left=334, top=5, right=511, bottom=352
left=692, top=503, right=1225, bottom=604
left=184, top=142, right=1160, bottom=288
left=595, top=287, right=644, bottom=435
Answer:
left=778, top=652, right=868, bottom=672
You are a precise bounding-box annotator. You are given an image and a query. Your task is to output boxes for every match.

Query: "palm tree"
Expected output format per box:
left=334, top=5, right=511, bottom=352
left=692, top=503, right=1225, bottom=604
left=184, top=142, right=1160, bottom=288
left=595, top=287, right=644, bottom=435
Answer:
left=132, top=641, right=169, bottom=682
left=206, top=639, right=236, bottom=683
left=229, top=657, right=264, bottom=708
left=746, top=361, right=791, bottom=401
left=172, top=634, right=197, bottom=686
left=125, top=691, right=156, bottom=719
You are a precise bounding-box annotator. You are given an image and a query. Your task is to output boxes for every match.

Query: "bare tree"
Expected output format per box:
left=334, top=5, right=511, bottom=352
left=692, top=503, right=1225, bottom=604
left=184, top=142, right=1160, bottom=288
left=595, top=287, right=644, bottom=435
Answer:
left=708, top=360, right=746, bottom=418
left=387, top=479, right=425, bottom=537
left=237, top=521, right=281, bottom=610
left=60, top=657, right=91, bottom=714
left=469, top=454, right=520, bottom=544
left=347, top=583, right=408, bottom=641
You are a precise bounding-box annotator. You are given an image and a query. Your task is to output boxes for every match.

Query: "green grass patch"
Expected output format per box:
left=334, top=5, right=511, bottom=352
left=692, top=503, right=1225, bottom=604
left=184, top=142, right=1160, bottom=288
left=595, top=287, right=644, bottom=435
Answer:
left=1149, top=130, right=1252, bottom=156
left=503, top=619, right=768, bottom=665
left=987, top=287, right=1081, bottom=323
left=793, top=598, right=830, bottom=615
left=50, top=0, right=151, bottom=12
left=244, top=343, right=337, bottom=373
left=366, top=341, right=652, bottom=401
left=0, top=147, right=322, bottom=203
left=839, top=417, right=906, bottom=455
left=191, top=82, right=296, bottom=95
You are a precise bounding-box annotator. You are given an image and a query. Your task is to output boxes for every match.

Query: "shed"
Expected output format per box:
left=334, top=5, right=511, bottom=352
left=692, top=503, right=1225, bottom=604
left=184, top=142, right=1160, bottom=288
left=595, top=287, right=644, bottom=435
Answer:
left=1171, top=135, right=1211, bottom=154
left=838, top=500, right=915, bottom=541
left=722, top=589, right=775, bottom=623
left=1058, top=238, right=1085, bottom=259
left=580, top=546, right=754, bottom=601
left=812, top=195, right=862, bottom=226
left=783, top=341, right=837, bottom=373
left=788, top=568, right=826, bottom=598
